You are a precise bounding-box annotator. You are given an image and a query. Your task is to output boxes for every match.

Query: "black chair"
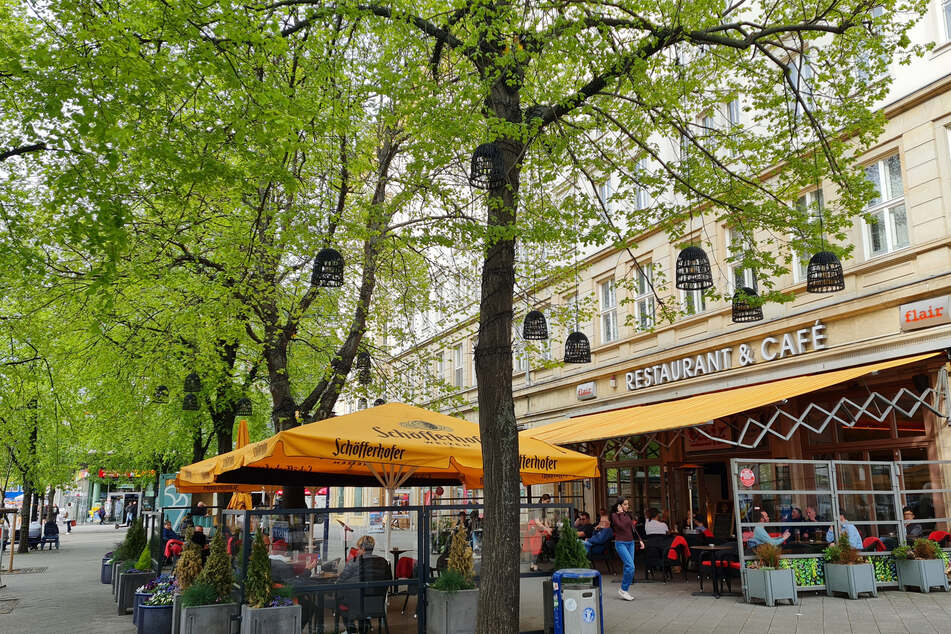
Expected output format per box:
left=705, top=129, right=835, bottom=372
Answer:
left=587, top=541, right=616, bottom=575
left=641, top=536, right=672, bottom=582
left=715, top=545, right=741, bottom=594
left=336, top=555, right=392, bottom=634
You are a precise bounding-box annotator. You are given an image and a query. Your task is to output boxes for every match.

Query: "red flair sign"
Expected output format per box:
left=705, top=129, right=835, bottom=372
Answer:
left=901, top=296, right=951, bottom=332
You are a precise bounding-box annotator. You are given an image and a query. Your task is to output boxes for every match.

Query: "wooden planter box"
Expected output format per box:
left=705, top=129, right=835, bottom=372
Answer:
left=745, top=568, right=798, bottom=606
left=139, top=603, right=174, bottom=634
left=824, top=563, right=877, bottom=599
left=238, top=603, right=301, bottom=634
left=896, top=558, right=950, bottom=593
left=134, top=592, right=153, bottom=626
left=180, top=602, right=239, bottom=634
left=119, top=571, right=156, bottom=615
left=427, top=587, right=478, bottom=634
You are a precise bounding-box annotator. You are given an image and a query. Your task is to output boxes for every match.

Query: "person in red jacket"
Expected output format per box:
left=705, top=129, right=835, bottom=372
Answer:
left=610, top=497, right=645, bottom=601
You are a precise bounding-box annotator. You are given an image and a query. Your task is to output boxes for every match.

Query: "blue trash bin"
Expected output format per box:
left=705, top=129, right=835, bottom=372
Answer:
left=551, top=568, right=603, bottom=634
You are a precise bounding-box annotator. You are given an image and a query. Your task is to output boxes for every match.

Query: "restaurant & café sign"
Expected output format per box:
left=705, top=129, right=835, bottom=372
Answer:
left=625, top=320, right=828, bottom=391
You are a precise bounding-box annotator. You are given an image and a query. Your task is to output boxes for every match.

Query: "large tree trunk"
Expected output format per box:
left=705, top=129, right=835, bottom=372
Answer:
left=17, top=479, right=32, bottom=554
left=476, top=84, right=523, bottom=634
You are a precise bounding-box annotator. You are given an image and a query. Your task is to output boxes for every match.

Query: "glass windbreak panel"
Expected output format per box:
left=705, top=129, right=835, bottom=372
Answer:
left=900, top=461, right=951, bottom=493
left=846, top=522, right=902, bottom=549
left=835, top=463, right=894, bottom=491
left=837, top=493, right=897, bottom=522
left=903, top=518, right=951, bottom=541
left=736, top=493, right=834, bottom=555
left=519, top=505, right=572, bottom=572
left=901, top=492, right=950, bottom=533
left=735, top=461, right=831, bottom=492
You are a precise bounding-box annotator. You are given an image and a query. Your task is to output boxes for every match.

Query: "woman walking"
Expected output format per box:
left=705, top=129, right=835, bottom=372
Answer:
left=610, top=497, right=644, bottom=601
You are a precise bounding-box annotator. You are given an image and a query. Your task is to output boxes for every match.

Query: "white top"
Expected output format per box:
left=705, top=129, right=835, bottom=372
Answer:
left=644, top=519, right=669, bottom=535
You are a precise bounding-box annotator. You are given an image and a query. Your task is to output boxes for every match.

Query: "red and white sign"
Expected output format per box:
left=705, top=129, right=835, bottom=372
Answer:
left=739, top=468, right=756, bottom=488
left=576, top=381, right=597, bottom=401
left=900, top=296, right=951, bottom=331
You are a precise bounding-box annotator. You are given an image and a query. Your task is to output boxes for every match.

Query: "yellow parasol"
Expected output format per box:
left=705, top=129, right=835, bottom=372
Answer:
left=225, top=419, right=254, bottom=510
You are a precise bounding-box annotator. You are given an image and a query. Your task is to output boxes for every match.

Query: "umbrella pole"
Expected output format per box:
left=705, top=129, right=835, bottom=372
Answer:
left=384, top=486, right=393, bottom=558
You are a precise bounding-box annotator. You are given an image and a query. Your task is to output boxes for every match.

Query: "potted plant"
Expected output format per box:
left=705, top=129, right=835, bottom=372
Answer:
left=428, top=524, right=477, bottom=634
left=172, top=531, right=204, bottom=634
left=136, top=575, right=176, bottom=630
left=893, top=538, right=950, bottom=593
left=114, top=518, right=148, bottom=600
left=140, top=584, right=176, bottom=634
left=542, top=519, right=591, bottom=633
left=744, top=543, right=798, bottom=606
left=179, top=529, right=239, bottom=634
left=119, top=544, right=158, bottom=616
left=239, top=531, right=302, bottom=633
left=823, top=532, right=877, bottom=599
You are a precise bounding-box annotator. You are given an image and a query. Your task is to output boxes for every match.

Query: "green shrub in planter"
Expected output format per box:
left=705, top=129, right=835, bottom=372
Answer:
left=894, top=539, right=950, bottom=593
left=554, top=519, right=590, bottom=571
left=194, top=529, right=232, bottom=602
left=181, top=582, right=218, bottom=608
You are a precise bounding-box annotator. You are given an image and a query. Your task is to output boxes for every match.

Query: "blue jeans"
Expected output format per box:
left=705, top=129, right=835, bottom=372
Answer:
left=615, top=540, right=635, bottom=591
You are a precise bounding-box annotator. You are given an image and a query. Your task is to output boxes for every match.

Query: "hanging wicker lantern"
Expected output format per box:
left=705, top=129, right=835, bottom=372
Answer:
left=806, top=251, right=845, bottom=293
left=153, top=385, right=169, bottom=404
left=182, top=393, right=199, bottom=411
left=731, top=286, right=764, bottom=323
left=522, top=310, right=549, bottom=340
left=359, top=367, right=371, bottom=386
left=235, top=397, right=252, bottom=417
left=675, top=245, right=714, bottom=290
left=564, top=331, right=591, bottom=364
left=373, top=398, right=386, bottom=407
left=312, top=247, right=345, bottom=287
left=355, top=351, right=371, bottom=371
left=184, top=372, right=201, bottom=393
left=468, top=142, right=506, bottom=190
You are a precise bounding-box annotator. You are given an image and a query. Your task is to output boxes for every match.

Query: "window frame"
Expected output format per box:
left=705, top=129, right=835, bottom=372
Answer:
left=681, top=288, right=706, bottom=316
left=791, top=188, right=825, bottom=284
left=633, top=264, right=655, bottom=330
left=944, top=0, right=951, bottom=42
left=453, top=344, right=464, bottom=387
left=597, top=176, right=613, bottom=213
left=728, top=228, right=758, bottom=292
left=599, top=278, right=619, bottom=344
left=861, top=154, right=909, bottom=260
left=786, top=53, right=815, bottom=118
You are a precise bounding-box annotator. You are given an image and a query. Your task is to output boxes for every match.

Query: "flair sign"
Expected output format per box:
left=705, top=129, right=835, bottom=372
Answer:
left=900, top=296, right=951, bottom=332
left=625, top=321, right=828, bottom=391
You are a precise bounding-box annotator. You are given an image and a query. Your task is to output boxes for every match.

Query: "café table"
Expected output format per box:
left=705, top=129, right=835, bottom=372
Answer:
left=389, top=547, right=412, bottom=576
left=690, top=544, right=737, bottom=598
left=298, top=572, right=339, bottom=634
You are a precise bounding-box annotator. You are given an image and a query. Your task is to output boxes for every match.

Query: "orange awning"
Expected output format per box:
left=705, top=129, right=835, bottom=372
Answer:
left=176, top=402, right=599, bottom=491
left=528, top=353, right=939, bottom=445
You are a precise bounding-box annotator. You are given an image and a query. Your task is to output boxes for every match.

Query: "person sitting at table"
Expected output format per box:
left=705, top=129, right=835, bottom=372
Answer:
left=644, top=508, right=670, bottom=536
left=825, top=513, right=862, bottom=548
left=575, top=511, right=594, bottom=539
left=337, top=535, right=391, bottom=633
left=746, top=510, right=790, bottom=549
left=583, top=514, right=614, bottom=555
left=797, top=506, right=822, bottom=540
left=904, top=507, right=923, bottom=539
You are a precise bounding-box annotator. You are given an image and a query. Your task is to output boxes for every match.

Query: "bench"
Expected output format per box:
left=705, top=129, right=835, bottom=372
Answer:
left=40, top=534, right=59, bottom=550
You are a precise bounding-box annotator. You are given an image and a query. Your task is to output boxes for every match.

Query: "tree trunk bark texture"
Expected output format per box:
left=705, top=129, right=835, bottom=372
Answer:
left=17, top=479, right=32, bottom=554
left=476, top=81, right=523, bottom=634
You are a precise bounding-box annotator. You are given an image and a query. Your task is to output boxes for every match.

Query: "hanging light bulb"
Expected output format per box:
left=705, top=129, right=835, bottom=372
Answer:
left=731, top=286, right=764, bottom=323
left=675, top=245, right=714, bottom=290
left=522, top=310, right=549, bottom=340
left=806, top=251, right=845, bottom=293
left=564, top=332, right=591, bottom=364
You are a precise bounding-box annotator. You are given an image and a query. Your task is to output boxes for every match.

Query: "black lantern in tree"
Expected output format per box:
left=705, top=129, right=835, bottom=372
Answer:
left=312, top=248, right=345, bottom=287
left=806, top=251, right=845, bottom=293
left=373, top=398, right=386, bottom=407
left=184, top=372, right=202, bottom=393
left=522, top=310, right=549, bottom=340
left=731, top=286, right=764, bottom=323
left=355, top=351, right=371, bottom=371
left=675, top=245, right=714, bottom=290
left=468, top=142, right=506, bottom=190
left=235, top=398, right=253, bottom=417
left=153, top=385, right=169, bottom=404
left=564, top=331, right=591, bottom=364
left=182, top=393, right=200, bottom=411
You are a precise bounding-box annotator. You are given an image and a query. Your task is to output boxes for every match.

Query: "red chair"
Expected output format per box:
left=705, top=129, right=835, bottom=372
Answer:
left=164, top=539, right=183, bottom=560
left=928, top=530, right=951, bottom=546
left=394, top=556, right=416, bottom=614
left=271, top=539, right=288, bottom=553
left=862, top=536, right=886, bottom=552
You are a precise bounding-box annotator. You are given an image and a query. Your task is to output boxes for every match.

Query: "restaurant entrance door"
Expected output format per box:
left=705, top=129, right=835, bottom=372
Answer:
left=602, top=438, right=664, bottom=519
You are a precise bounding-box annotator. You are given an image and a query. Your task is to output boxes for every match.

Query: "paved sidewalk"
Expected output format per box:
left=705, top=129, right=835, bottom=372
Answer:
left=0, top=523, right=136, bottom=634
left=4, top=524, right=951, bottom=633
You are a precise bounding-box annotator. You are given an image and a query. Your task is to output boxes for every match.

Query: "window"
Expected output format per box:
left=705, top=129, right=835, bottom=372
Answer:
left=944, top=0, right=951, bottom=41
left=471, top=337, right=478, bottom=386
left=682, top=289, right=706, bottom=316
left=437, top=355, right=446, bottom=383
left=786, top=54, right=814, bottom=117
left=863, top=154, right=908, bottom=257
left=635, top=158, right=648, bottom=210
left=634, top=265, right=655, bottom=330
left=599, top=279, right=619, bottom=343
left=453, top=344, right=464, bottom=387
left=726, top=99, right=741, bottom=126
left=792, top=189, right=824, bottom=283
left=728, top=228, right=757, bottom=291
left=856, top=6, right=887, bottom=84
left=597, top=177, right=613, bottom=212
left=699, top=111, right=716, bottom=136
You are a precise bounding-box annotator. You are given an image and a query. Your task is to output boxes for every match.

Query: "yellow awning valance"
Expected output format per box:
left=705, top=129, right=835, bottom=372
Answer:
left=528, top=353, right=940, bottom=445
